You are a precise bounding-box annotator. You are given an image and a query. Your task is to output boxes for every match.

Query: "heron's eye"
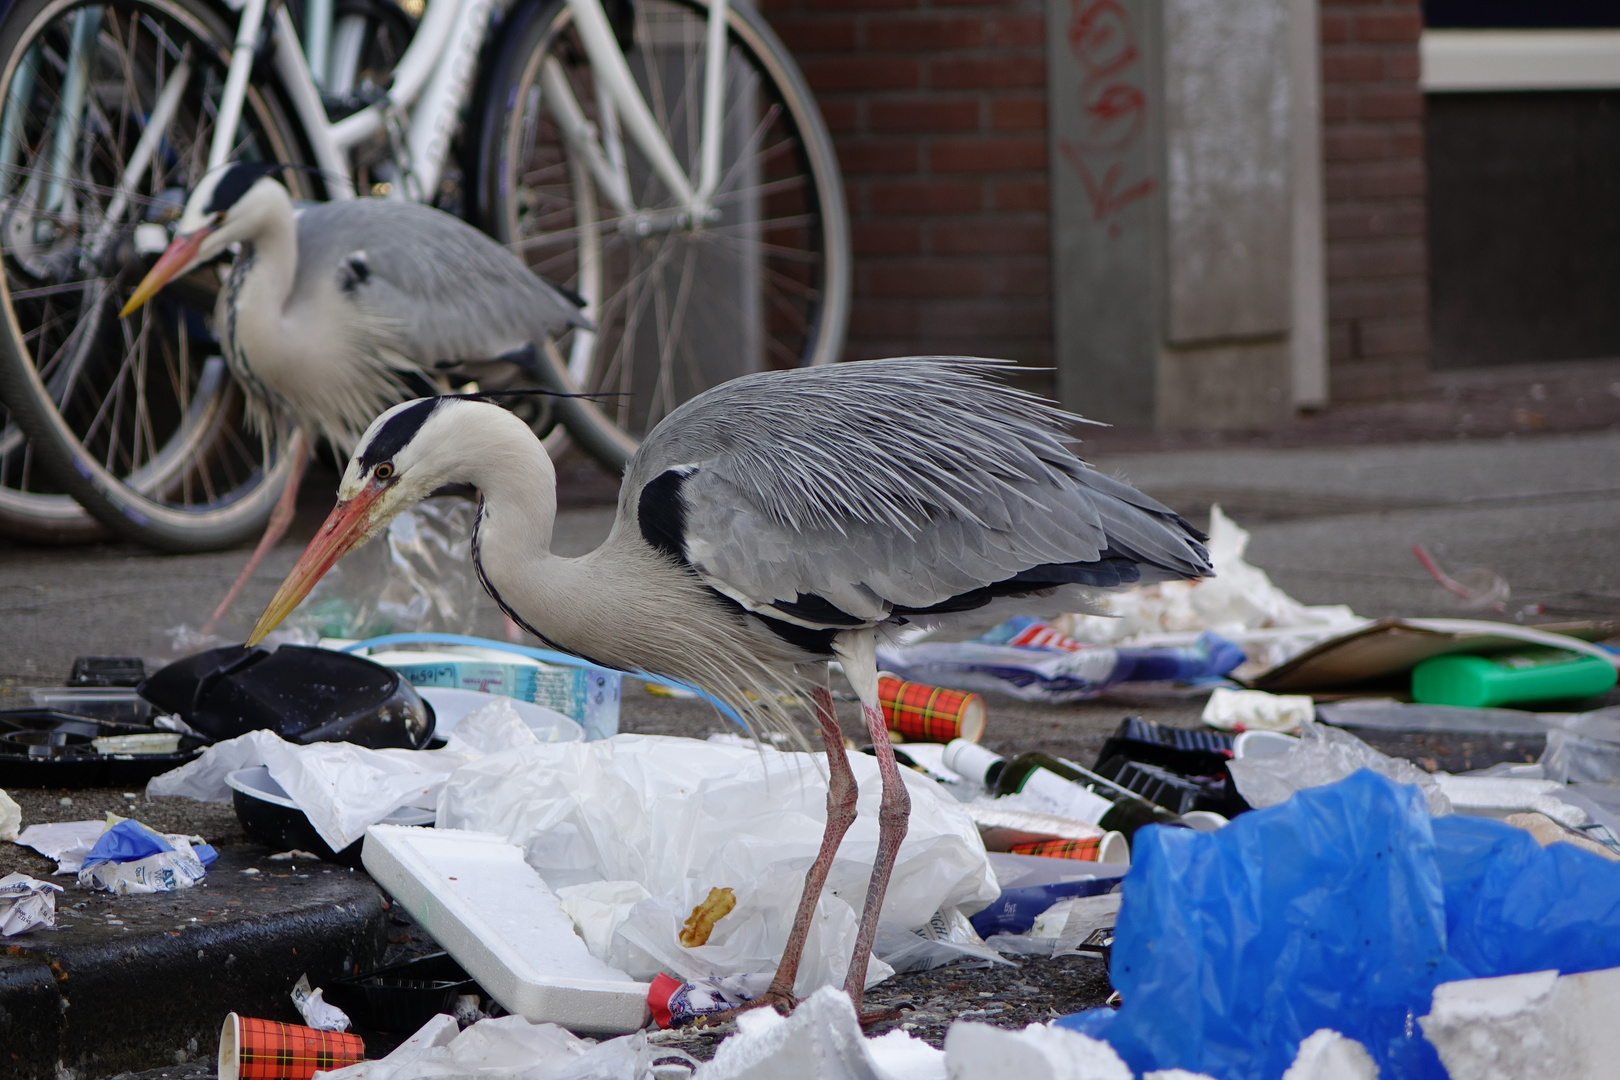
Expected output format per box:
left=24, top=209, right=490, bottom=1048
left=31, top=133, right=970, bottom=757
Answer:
left=374, top=463, right=395, bottom=481
left=212, top=211, right=226, bottom=226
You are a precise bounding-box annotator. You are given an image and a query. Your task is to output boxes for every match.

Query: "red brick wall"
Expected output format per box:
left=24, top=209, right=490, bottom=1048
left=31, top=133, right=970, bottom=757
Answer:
left=760, top=0, right=1055, bottom=376
left=1320, top=0, right=1429, bottom=402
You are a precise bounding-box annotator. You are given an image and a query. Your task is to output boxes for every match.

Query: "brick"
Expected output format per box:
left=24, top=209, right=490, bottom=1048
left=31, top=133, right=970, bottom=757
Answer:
left=869, top=180, right=984, bottom=214
left=852, top=222, right=922, bottom=255
left=929, top=56, right=1046, bottom=89
left=838, top=140, right=921, bottom=173
left=1327, top=277, right=1426, bottom=319
left=818, top=99, right=858, bottom=133
left=916, top=299, right=1052, bottom=337
left=771, top=18, right=857, bottom=52
left=868, top=98, right=980, bottom=132
left=1354, top=88, right=1423, bottom=121
left=1323, top=127, right=1389, bottom=161
left=982, top=259, right=1051, bottom=295
left=865, top=15, right=982, bottom=50
left=985, top=14, right=1044, bottom=47
left=1321, top=11, right=1349, bottom=44
left=848, top=301, right=919, bottom=337
left=1352, top=11, right=1421, bottom=43
left=1391, top=127, right=1425, bottom=158
left=1323, top=171, right=1356, bottom=201
left=991, top=97, right=1046, bottom=130
left=931, top=222, right=1049, bottom=255
left=1357, top=315, right=1429, bottom=358
left=1322, top=89, right=1352, bottom=123
left=801, top=57, right=920, bottom=91
left=865, top=261, right=984, bottom=296
left=1325, top=204, right=1426, bottom=240
left=802, top=0, right=917, bottom=11
left=1322, top=52, right=1383, bottom=83
left=1352, top=160, right=1425, bottom=199
left=994, top=179, right=1048, bottom=211
left=1326, top=238, right=1425, bottom=280
left=1384, top=51, right=1421, bottom=81
left=929, top=137, right=1048, bottom=172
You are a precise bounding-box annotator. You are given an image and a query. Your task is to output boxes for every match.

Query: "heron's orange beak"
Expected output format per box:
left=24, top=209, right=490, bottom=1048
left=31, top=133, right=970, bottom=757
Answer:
left=119, top=227, right=212, bottom=318
left=245, top=483, right=387, bottom=646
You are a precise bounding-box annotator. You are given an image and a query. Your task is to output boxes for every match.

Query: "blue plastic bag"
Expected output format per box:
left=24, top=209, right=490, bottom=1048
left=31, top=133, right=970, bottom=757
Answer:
left=1058, top=769, right=1620, bottom=1080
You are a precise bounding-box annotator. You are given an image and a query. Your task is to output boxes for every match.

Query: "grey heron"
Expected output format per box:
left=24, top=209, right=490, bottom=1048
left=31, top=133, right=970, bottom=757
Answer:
left=244, top=356, right=1212, bottom=1017
left=120, top=162, right=589, bottom=632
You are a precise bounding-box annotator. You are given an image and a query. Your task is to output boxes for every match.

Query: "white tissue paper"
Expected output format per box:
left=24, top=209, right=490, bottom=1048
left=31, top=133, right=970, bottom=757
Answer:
left=437, top=734, right=1000, bottom=997
left=146, top=697, right=543, bottom=852
left=0, top=872, right=62, bottom=935
left=14, top=820, right=103, bottom=874
left=292, top=974, right=351, bottom=1032
left=0, top=789, right=20, bottom=842
left=1201, top=688, right=1314, bottom=734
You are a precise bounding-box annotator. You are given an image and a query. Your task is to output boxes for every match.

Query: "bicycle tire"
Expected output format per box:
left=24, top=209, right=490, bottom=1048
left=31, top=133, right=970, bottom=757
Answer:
left=0, top=0, right=316, bottom=552
left=473, top=0, right=850, bottom=472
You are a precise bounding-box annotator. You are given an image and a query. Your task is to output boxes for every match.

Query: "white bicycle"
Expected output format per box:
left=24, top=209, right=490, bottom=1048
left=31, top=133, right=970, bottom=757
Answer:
left=0, top=0, right=849, bottom=549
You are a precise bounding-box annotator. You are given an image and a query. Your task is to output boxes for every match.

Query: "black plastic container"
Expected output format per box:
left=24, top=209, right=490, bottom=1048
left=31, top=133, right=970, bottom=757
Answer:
left=1092, top=717, right=1250, bottom=818
left=140, top=645, right=434, bottom=749
left=0, top=709, right=201, bottom=786
left=324, top=953, right=477, bottom=1032
left=226, top=765, right=434, bottom=866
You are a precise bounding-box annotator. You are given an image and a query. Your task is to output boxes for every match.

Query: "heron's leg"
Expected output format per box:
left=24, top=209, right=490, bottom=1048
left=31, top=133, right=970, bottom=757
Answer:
left=762, top=680, right=859, bottom=1007
left=201, top=430, right=309, bottom=637
left=835, top=631, right=910, bottom=1018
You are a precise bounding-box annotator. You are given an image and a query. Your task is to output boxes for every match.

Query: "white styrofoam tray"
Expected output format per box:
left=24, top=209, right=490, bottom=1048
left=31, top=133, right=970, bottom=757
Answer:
left=362, top=825, right=651, bottom=1034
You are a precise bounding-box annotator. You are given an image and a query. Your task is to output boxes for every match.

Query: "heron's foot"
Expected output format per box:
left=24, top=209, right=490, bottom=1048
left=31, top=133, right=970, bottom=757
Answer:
left=857, top=1003, right=911, bottom=1028
left=691, top=988, right=797, bottom=1028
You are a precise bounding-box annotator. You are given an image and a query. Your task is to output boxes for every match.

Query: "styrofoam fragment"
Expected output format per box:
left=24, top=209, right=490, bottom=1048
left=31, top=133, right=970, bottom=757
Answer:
left=944, top=1022, right=1131, bottom=1080
left=692, top=986, right=887, bottom=1080
left=1279, top=1030, right=1377, bottom=1080
left=362, top=825, right=650, bottom=1034
left=1420, top=967, right=1620, bottom=1080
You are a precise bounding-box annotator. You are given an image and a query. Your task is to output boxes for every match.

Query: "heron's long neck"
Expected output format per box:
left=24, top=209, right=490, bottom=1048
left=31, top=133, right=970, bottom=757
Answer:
left=227, top=200, right=300, bottom=358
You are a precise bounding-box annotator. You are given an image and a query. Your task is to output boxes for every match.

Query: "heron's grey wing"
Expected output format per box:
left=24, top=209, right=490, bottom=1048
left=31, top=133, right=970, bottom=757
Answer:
left=627, top=357, right=1211, bottom=625
left=291, top=199, right=588, bottom=366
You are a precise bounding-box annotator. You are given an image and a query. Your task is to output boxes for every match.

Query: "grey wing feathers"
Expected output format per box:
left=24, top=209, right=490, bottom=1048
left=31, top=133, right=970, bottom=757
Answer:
left=291, top=199, right=588, bottom=364
left=627, top=357, right=1211, bottom=623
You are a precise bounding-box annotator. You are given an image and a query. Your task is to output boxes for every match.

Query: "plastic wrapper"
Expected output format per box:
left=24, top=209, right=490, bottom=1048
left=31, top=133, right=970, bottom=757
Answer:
left=1540, top=706, right=1620, bottom=783
left=648, top=972, right=775, bottom=1029
left=875, top=631, right=1243, bottom=704
left=1227, top=720, right=1452, bottom=816
left=1059, top=770, right=1620, bottom=1080
left=78, top=818, right=218, bottom=895
left=436, top=734, right=1000, bottom=997
left=147, top=697, right=543, bottom=852
left=1052, top=507, right=1365, bottom=674
left=0, top=872, right=61, bottom=935
left=281, top=497, right=482, bottom=642
left=872, top=906, right=1009, bottom=974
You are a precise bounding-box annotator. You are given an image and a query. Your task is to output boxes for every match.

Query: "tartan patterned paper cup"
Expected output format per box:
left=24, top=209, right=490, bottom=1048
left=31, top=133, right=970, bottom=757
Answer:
left=879, top=675, right=986, bottom=743
left=1008, top=832, right=1129, bottom=864
left=218, top=1013, right=364, bottom=1080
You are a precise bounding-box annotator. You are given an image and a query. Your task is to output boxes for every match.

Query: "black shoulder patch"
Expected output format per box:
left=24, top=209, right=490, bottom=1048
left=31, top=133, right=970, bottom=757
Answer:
left=638, top=469, right=690, bottom=563
left=771, top=593, right=866, bottom=627
left=204, top=162, right=281, bottom=214
left=358, top=398, right=441, bottom=469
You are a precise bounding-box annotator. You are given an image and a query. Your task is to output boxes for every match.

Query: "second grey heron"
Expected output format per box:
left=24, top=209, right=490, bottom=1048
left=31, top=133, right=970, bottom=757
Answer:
left=244, top=356, right=1212, bottom=1018
left=120, top=162, right=589, bottom=631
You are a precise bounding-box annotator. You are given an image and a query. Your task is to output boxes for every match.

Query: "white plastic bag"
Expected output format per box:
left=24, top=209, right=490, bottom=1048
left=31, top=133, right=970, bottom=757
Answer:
left=437, top=735, right=1000, bottom=996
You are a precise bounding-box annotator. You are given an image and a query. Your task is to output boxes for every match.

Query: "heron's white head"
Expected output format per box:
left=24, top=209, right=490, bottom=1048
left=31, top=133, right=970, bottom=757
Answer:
left=247, top=397, right=551, bottom=645
left=119, top=162, right=293, bottom=318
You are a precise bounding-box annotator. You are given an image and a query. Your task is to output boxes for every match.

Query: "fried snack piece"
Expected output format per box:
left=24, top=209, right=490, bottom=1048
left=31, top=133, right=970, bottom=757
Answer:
left=679, top=886, right=737, bottom=947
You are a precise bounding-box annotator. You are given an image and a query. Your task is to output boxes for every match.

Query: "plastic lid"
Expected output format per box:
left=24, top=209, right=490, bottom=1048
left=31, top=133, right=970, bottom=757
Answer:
left=942, top=738, right=1005, bottom=783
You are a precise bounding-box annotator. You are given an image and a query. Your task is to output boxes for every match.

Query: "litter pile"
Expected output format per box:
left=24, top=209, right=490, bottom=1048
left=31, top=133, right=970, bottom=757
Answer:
left=6, top=503, right=1620, bottom=1079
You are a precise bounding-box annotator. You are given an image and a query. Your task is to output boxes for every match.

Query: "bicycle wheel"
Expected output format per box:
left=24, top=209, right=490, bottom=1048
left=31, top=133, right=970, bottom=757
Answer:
left=475, top=0, right=850, bottom=470
left=0, top=0, right=315, bottom=552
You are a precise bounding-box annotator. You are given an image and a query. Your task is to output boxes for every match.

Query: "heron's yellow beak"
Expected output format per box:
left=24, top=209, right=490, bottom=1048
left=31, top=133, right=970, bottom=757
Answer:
left=119, top=227, right=212, bottom=318
left=245, top=484, right=387, bottom=646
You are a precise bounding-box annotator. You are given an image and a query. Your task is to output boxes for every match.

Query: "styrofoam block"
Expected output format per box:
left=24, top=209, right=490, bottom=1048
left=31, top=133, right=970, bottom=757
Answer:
left=944, top=1022, right=1131, bottom=1080
left=1419, top=966, right=1620, bottom=1080
left=362, top=825, right=650, bottom=1034
left=1279, top=1030, right=1376, bottom=1080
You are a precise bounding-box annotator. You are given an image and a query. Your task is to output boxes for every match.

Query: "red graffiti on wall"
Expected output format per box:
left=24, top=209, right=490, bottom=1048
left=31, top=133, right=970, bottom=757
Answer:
left=1060, top=0, right=1154, bottom=237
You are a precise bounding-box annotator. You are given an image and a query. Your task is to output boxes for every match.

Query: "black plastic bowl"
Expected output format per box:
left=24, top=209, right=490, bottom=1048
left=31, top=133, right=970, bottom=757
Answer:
left=140, top=645, right=434, bottom=749
left=226, top=765, right=434, bottom=867
left=323, top=953, right=477, bottom=1033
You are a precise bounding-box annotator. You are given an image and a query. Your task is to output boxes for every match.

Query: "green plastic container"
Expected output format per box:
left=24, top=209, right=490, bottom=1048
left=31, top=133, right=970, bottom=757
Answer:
left=1411, top=648, right=1618, bottom=708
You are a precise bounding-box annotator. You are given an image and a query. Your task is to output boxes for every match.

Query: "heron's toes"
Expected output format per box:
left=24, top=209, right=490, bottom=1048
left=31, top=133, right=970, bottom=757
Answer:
left=691, top=989, right=797, bottom=1028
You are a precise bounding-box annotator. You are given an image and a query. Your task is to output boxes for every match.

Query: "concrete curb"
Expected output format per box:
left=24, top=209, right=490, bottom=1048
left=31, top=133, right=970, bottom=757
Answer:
left=1, top=847, right=388, bottom=1080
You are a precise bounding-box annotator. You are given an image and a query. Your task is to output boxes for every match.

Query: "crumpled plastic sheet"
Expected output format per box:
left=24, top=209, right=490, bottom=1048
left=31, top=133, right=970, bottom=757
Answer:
left=147, top=696, right=543, bottom=852
left=1061, top=769, right=1620, bottom=1080
left=0, top=872, right=61, bottom=935
left=77, top=819, right=217, bottom=895
left=437, top=734, right=1000, bottom=997
left=319, top=1012, right=686, bottom=1080
left=1227, top=720, right=1452, bottom=815
left=693, top=985, right=944, bottom=1080
left=1540, top=707, right=1620, bottom=783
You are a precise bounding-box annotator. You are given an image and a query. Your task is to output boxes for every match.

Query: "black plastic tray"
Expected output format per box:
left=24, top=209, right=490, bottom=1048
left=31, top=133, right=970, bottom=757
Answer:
left=324, top=953, right=477, bottom=1032
left=0, top=709, right=201, bottom=787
